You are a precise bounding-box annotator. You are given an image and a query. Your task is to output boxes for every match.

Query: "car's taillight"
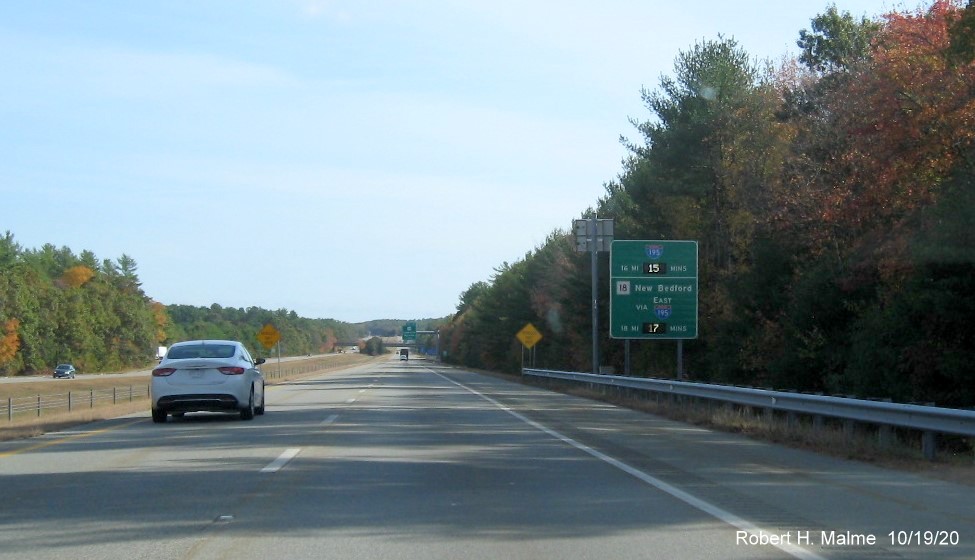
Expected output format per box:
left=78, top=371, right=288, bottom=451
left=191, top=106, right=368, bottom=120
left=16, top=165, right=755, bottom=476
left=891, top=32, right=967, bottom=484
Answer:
left=218, top=367, right=245, bottom=375
left=152, top=367, right=176, bottom=376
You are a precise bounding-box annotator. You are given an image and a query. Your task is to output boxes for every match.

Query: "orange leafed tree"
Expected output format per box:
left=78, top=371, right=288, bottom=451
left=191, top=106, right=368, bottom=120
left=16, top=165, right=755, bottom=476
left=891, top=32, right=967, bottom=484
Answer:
left=828, top=0, right=975, bottom=231
left=151, top=301, right=169, bottom=343
left=61, top=265, right=96, bottom=288
left=0, top=318, right=20, bottom=366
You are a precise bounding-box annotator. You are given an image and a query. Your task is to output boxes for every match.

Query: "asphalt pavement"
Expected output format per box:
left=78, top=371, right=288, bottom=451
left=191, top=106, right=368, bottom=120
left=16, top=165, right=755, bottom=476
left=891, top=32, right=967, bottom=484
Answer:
left=0, top=357, right=971, bottom=559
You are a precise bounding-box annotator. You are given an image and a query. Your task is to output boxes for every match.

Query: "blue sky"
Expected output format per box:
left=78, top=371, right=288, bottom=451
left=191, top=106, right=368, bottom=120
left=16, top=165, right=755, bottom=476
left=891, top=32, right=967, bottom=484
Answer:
left=1, top=0, right=900, bottom=323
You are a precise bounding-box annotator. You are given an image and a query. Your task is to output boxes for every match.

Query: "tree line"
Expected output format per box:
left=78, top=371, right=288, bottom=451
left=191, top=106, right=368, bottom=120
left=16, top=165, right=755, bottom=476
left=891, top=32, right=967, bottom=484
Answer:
left=439, top=1, right=975, bottom=408
left=0, top=234, right=159, bottom=373
left=0, top=233, right=411, bottom=373
left=162, top=304, right=365, bottom=359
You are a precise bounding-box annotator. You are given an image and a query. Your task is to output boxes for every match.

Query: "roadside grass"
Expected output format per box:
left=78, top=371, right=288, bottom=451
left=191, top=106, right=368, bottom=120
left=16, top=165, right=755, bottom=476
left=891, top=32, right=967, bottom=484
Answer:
left=0, top=401, right=149, bottom=441
left=0, top=353, right=380, bottom=442
left=549, top=381, right=975, bottom=487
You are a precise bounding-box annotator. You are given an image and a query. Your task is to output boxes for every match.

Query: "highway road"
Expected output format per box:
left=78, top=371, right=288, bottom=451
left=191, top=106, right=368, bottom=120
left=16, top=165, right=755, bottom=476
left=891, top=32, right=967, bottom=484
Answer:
left=0, top=357, right=971, bottom=559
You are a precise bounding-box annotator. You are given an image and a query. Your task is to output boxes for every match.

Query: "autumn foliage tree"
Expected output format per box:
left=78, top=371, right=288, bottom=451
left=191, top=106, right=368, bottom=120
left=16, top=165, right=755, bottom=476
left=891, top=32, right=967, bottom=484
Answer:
left=766, top=0, right=975, bottom=404
left=820, top=0, right=975, bottom=241
left=0, top=232, right=369, bottom=374
left=0, top=318, right=20, bottom=366
left=0, top=234, right=159, bottom=373
left=439, top=0, right=975, bottom=407
left=61, top=265, right=95, bottom=288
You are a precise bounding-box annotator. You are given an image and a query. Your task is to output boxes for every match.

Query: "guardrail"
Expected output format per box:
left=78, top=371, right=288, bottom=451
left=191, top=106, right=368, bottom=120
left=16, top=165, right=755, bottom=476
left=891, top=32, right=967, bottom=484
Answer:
left=522, top=368, right=975, bottom=460
left=0, top=364, right=319, bottom=423
left=1, top=357, right=370, bottom=424
left=3, top=385, right=150, bottom=423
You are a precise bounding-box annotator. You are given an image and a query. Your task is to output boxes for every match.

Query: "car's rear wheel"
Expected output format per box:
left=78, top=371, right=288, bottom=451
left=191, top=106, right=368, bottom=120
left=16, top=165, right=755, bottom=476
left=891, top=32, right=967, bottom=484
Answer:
left=151, top=408, right=167, bottom=423
left=240, top=388, right=255, bottom=420
left=255, top=387, right=265, bottom=416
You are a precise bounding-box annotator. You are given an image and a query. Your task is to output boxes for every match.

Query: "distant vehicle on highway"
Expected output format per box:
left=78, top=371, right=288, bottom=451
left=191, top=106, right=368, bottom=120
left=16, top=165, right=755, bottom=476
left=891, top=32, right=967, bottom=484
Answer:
left=399, top=348, right=409, bottom=361
left=53, top=364, right=76, bottom=379
left=150, top=340, right=265, bottom=423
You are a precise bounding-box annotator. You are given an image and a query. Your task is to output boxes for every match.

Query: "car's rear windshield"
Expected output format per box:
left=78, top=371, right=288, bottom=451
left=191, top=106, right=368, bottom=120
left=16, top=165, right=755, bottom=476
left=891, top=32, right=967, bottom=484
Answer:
left=167, top=344, right=236, bottom=359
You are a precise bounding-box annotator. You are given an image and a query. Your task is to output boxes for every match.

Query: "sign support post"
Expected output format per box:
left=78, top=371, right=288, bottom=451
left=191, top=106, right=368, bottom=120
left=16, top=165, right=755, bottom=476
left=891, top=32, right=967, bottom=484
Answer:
left=257, top=323, right=282, bottom=368
left=590, top=216, right=598, bottom=374
left=516, top=323, right=543, bottom=371
left=574, top=217, right=613, bottom=375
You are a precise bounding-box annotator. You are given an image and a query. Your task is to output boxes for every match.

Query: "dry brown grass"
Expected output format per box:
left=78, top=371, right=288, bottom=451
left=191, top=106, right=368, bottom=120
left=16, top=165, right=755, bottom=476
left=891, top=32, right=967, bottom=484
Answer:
left=554, top=382, right=975, bottom=487
left=0, top=353, right=380, bottom=442
left=0, top=376, right=149, bottom=401
left=0, top=401, right=149, bottom=441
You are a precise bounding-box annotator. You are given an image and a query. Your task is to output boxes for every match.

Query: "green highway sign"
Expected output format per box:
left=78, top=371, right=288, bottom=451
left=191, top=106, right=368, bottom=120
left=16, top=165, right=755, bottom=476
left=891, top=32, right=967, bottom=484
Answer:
left=402, top=321, right=417, bottom=341
left=610, top=240, right=698, bottom=339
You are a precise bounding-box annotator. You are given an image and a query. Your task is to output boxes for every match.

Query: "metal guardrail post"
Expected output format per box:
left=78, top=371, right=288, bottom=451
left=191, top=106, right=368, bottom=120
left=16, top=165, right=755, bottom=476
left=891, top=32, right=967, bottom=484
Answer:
left=922, top=431, right=936, bottom=461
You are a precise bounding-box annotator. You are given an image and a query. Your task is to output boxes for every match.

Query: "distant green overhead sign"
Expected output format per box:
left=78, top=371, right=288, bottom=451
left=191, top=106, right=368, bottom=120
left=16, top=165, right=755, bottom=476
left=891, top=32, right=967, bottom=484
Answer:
left=402, top=322, right=417, bottom=341
left=610, top=240, right=698, bottom=339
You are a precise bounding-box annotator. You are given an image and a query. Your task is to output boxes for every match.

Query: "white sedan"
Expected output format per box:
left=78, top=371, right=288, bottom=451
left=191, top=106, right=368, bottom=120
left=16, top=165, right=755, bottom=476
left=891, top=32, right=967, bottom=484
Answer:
left=150, top=340, right=266, bottom=423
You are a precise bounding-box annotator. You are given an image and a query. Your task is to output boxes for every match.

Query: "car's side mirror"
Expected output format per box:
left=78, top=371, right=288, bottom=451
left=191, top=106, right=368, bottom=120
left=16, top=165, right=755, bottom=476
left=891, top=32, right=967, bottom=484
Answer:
left=255, top=358, right=266, bottom=365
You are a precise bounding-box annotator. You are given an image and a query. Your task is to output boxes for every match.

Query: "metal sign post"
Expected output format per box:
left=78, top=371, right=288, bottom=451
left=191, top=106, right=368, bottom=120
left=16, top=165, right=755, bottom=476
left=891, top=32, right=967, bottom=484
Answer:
left=574, top=217, right=613, bottom=375
left=257, top=323, right=282, bottom=367
left=590, top=217, right=598, bottom=374
left=516, top=323, right=543, bottom=371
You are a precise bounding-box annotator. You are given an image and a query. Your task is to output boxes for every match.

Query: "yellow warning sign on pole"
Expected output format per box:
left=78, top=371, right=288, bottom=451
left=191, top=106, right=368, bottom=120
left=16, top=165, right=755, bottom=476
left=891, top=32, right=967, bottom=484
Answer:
left=257, top=324, right=281, bottom=349
left=516, top=323, right=543, bottom=349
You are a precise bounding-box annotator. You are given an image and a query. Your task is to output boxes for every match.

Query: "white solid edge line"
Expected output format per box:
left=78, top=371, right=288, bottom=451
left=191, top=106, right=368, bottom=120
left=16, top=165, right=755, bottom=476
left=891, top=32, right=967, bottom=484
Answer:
left=432, top=370, right=827, bottom=560
left=261, top=448, right=301, bottom=473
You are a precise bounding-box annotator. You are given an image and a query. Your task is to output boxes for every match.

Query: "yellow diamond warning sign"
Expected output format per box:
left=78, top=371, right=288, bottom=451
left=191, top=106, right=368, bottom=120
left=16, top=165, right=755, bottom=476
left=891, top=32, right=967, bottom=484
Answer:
left=516, top=323, right=543, bottom=349
left=257, top=324, right=281, bottom=349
